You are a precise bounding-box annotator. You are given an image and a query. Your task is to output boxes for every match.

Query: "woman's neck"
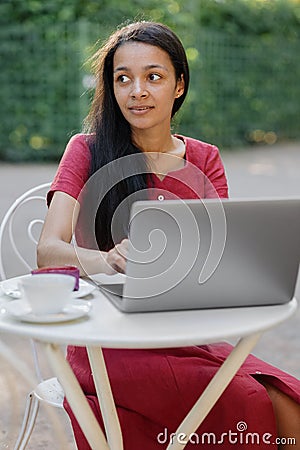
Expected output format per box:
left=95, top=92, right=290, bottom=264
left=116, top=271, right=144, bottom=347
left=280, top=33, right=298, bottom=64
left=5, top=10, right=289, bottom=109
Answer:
left=132, top=128, right=186, bottom=178
left=132, top=128, right=175, bottom=154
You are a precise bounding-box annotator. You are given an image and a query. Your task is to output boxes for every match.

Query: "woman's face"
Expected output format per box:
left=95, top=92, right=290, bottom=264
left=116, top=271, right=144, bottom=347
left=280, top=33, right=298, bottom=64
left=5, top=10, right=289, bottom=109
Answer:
left=113, top=42, right=184, bottom=135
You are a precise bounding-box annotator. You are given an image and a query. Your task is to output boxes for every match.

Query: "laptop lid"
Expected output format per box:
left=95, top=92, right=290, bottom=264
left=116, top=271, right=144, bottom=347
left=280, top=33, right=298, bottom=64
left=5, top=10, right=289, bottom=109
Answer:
left=99, top=198, right=300, bottom=312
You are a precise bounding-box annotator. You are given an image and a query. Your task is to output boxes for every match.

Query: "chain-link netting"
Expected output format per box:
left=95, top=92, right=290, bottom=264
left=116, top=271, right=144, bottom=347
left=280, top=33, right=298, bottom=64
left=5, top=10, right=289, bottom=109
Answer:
left=183, top=30, right=300, bottom=148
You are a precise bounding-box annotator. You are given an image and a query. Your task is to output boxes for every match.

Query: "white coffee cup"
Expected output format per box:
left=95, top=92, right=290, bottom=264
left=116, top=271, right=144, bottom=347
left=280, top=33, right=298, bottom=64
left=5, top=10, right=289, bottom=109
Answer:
left=19, top=274, right=76, bottom=315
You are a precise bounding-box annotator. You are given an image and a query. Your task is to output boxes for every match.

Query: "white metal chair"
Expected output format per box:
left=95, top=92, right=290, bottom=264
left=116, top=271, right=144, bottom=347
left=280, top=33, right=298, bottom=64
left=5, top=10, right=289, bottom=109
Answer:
left=0, top=182, right=67, bottom=450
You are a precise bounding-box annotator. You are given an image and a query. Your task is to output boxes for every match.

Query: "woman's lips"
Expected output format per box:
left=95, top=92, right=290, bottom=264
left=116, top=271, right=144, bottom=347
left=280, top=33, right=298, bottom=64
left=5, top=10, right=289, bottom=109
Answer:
left=128, top=105, right=154, bottom=114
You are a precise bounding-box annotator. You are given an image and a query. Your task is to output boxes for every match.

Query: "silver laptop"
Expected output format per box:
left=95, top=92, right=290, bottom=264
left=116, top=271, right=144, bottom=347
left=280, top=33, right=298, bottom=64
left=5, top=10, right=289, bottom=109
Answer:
left=94, top=198, right=300, bottom=313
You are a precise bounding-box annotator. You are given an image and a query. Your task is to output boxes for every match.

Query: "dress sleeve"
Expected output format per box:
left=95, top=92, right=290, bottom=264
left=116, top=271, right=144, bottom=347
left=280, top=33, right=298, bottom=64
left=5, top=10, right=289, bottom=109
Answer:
left=47, top=134, right=91, bottom=206
left=204, top=145, right=229, bottom=199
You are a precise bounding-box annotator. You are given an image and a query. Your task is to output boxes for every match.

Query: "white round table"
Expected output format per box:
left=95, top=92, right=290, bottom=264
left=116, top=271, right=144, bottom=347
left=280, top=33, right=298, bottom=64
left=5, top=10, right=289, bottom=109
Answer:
left=0, top=278, right=297, bottom=450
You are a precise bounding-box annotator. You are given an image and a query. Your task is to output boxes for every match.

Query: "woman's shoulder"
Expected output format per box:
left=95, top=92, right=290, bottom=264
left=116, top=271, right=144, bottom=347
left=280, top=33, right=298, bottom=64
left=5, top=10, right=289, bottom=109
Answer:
left=61, top=133, right=93, bottom=163
left=175, top=134, right=221, bottom=166
left=176, top=134, right=218, bottom=152
left=65, top=133, right=93, bottom=151
left=175, top=134, right=228, bottom=198
left=47, top=133, right=93, bottom=205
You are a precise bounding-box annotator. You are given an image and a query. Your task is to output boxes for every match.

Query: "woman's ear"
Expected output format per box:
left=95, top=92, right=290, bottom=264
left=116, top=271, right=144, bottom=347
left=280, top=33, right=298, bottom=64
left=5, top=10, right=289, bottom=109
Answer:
left=175, top=74, right=185, bottom=98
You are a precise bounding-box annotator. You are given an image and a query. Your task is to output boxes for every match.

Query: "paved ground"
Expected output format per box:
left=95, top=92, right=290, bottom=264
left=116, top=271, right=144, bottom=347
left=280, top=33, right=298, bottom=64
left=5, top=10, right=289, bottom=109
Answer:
left=0, top=141, right=299, bottom=449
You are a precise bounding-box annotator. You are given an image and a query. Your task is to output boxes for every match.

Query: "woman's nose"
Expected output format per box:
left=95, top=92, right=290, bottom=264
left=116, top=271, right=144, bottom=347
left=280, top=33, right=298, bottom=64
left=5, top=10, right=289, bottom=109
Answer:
left=130, top=79, right=148, bottom=98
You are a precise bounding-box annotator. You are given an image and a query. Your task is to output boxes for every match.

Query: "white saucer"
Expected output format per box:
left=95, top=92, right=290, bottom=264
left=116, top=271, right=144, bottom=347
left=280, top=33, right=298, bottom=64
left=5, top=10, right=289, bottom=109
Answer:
left=72, top=279, right=95, bottom=298
left=4, top=299, right=91, bottom=323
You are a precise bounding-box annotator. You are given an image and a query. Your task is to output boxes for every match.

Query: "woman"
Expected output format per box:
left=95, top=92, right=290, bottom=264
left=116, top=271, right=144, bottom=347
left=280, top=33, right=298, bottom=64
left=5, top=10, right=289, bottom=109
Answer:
left=38, top=21, right=300, bottom=449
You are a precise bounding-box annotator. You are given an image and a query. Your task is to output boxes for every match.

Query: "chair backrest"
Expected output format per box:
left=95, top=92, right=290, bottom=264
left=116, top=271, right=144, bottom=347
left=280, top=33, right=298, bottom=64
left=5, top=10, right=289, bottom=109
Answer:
left=0, top=182, right=52, bottom=382
left=0, top=182, right=51, bottom=281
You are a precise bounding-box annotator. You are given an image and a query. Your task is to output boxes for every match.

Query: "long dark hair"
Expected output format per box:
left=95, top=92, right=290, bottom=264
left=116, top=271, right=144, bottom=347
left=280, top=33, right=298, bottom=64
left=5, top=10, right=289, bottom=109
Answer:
left=83, top=21, right=190, bottom=251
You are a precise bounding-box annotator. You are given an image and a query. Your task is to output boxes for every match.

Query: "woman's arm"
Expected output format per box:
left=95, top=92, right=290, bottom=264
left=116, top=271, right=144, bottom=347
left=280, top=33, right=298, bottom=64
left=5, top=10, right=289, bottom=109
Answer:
left=37, top=191, right=127, bottom=276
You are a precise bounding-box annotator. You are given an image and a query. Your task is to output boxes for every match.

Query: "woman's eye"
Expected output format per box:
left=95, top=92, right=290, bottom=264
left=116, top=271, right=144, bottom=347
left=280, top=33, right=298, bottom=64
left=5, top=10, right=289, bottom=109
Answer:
left=149, top=73, right=161, bottom=81
left=118, top=75, right=130, bottom=83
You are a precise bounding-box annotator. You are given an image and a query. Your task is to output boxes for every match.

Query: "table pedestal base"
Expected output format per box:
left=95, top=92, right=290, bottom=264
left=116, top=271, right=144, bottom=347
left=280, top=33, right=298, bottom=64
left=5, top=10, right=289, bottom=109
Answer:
left=43, top=332, right=262, bottom=450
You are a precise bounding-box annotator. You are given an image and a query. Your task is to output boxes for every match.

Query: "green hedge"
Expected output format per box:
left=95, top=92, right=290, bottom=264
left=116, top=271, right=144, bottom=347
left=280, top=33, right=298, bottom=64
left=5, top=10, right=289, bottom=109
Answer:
left=0, top=0, right=299, bottom=161
left=181, top=30, right=300, bottom=148
left=0, top=23, right=82, bottom=161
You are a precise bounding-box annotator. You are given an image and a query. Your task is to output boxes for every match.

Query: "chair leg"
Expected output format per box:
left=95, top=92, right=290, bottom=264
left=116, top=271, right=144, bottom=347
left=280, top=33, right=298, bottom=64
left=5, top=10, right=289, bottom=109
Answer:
left=14, top=392, right=40, bottom=450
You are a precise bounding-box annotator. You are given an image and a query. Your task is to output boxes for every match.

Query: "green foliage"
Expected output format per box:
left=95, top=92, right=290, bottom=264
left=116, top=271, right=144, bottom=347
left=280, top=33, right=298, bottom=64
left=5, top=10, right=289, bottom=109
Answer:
left=179, top=29, right=300, bottom=148
left=197, top=0, right=300, bottom=37
left=0, top=0, right=299, bottom=161
left=0, top=22, right=82, bottom=161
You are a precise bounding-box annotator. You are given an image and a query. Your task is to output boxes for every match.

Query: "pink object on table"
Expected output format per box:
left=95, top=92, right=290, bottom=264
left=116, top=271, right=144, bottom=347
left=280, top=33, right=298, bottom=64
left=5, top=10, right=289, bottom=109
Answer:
left=31, top=266, right=80, bottom=291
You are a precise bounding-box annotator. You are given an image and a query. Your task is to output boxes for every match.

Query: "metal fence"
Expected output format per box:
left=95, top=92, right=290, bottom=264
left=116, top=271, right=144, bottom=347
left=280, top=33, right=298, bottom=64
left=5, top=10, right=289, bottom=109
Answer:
left=189, top=30, right=300, bottom=148
left=0, top=21, right=91, bottom=161
left=0, top=21, right=299, bottom=161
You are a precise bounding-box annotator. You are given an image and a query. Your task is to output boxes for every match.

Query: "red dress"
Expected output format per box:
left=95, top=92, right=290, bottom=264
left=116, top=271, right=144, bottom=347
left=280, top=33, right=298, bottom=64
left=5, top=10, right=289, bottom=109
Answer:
left=49, top=134, right=300, bottom=449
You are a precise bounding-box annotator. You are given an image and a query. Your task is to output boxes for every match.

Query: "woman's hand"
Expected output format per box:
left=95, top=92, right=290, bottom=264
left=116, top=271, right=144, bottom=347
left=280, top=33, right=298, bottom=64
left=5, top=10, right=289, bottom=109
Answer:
left=105, top=238, right=129, bottom=274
